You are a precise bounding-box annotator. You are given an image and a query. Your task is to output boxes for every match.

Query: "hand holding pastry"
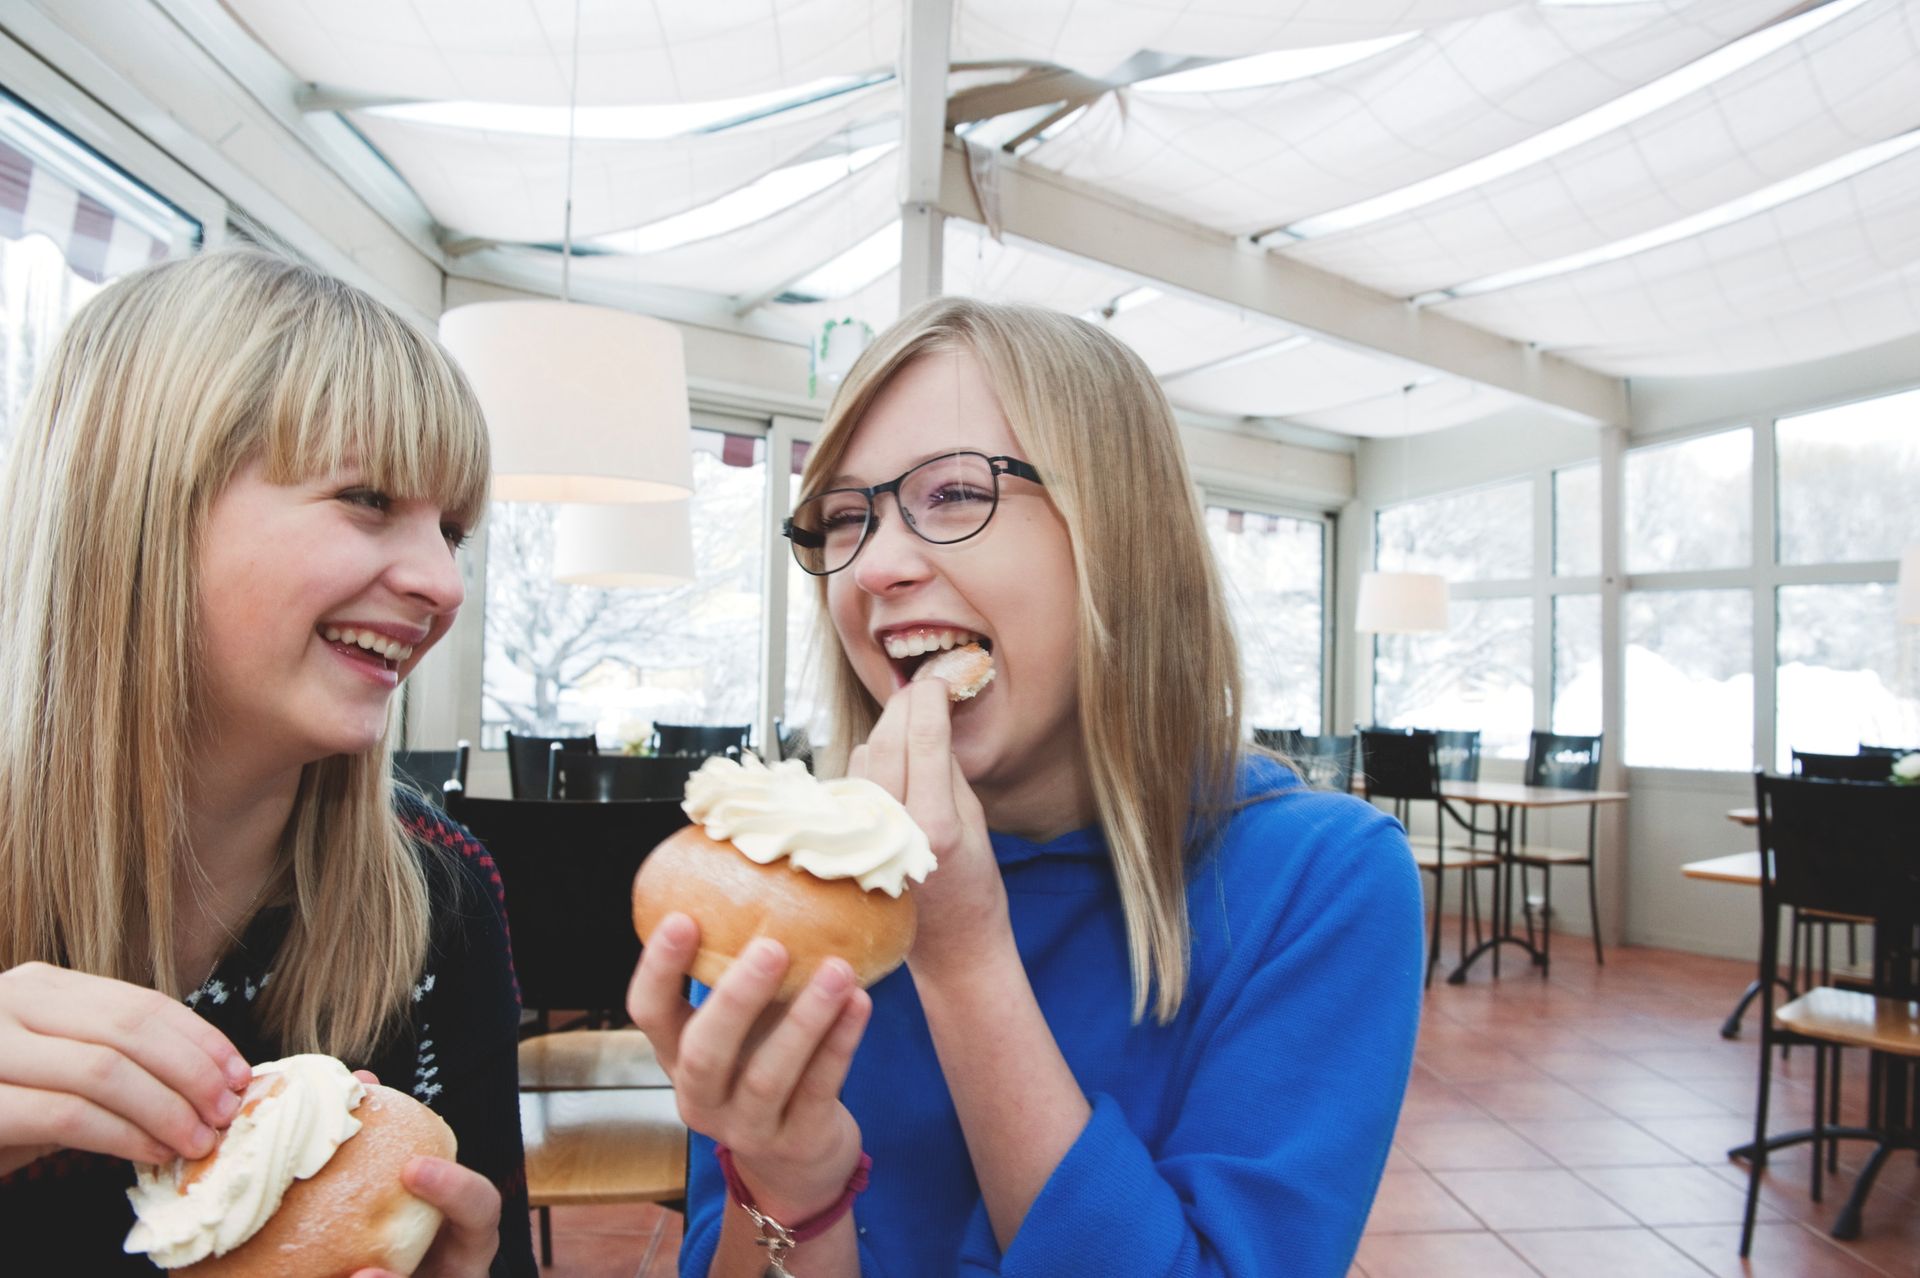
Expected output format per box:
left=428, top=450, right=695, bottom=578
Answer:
left=0, top=962, right=251, bottom=1177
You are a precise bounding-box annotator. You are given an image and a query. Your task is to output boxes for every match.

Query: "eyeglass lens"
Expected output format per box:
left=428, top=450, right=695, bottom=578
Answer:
left=789, top=451, right=1001, bottom=575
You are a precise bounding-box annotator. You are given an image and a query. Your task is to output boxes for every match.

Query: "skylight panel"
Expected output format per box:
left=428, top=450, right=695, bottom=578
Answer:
left=1012, top=105, right=1089, bottom=156
left=1415, top=127, right=1920, bottom=304
left=586, top=144, right=893, bottom=255
left=366, top=73, right=887, bottom=140
left=779, top=221, right=901, bottom=301
left=1262, top=0, right=1870, bottom=243
left=1134, top=33, right=1420, bottom=94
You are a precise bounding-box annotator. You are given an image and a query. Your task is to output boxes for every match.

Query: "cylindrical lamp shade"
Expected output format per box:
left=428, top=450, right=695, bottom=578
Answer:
left=439, top=300, right=694, bottom=502
left=1355, top=571, right=1449, bottom=634
left=1898, top=545, right=1920, bottom=624
left=553, top=500, right=694, bottom=588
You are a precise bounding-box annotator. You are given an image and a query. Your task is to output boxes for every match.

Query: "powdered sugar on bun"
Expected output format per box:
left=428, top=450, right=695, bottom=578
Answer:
left=914, top=642, right=994, bottom=700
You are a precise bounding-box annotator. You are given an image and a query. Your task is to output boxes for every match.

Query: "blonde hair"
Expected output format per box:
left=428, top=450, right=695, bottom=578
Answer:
left=805, top=297, right=1242, bottom=1023
left=0, top=248, right=490, bottom=1059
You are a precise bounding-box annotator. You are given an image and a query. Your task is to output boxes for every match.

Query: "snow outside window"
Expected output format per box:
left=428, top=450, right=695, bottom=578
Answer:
left=1373, top=596, right=1533, bottom=761
left=1553, top=594, right=1601, bottom=737
left=1207, top=505, right=1325, bottom=735
left=1775, top=583, right=1920, bottom=770
left=1554, top=462, right=1600, bottom=578
left=1627, top=428, right=1752, bottom=573
left=1775, top=388, right=1920, bottom=566
left=1626, top=589, right=1753, bottom=770
left=480, top=428, right=767, bottom=750
left=1375, top=478, right=1531, bottom=582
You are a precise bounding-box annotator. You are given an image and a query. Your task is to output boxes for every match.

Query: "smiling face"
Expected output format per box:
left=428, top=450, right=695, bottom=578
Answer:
left=825, top=349, right=1092, bottom=833
left=195, top=456, right=467, bottom=772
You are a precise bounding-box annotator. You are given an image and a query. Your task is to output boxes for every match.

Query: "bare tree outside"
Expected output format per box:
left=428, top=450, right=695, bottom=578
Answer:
left=1207, top=506, right=1325, bottom=734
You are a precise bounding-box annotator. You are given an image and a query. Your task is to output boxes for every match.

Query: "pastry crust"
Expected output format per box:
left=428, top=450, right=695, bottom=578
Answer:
left=177, top=1084, right=454, bottom=1278
left=913, top=642, right=994, bottom=701
left=632, top=824, right=917, bottom=1001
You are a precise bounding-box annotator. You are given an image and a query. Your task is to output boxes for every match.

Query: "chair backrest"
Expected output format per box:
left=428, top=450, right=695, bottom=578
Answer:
left=445, top=793, right=687, bottom=1013
left=1754, top=773, right=1920, bottom=996
left=392, top=741, right=470, bottom=805
left=505, top=731, right=599, bottom=799
left=550, top=752, right=705, bottom=802
left=1359, top=729, right=1441, bottom=801
left=1525, top=731, right=1602, bottom=791
left=1859, top=744, right=1919, bottom=758
left=650, top=723, right=751, bottom=758
left=1251, top=727, right=1307, bottom=758
left=1790, top=749, right=1893, bottom=784
left=1432, top=730, right=1481, bottom=782
left=1298, top=734, right=1357, bottom=793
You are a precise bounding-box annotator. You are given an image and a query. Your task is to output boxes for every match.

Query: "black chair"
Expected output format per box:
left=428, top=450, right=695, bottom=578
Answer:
left=1514, top=731, right=1606, bottom=968
left=443, top=790, right=690, bottom=1263
left=1251, top=727, right=1308, bottom=758
left=504, top=731, right=598, bottom=799
left=649, top=722, right=751, bottom=757
left=392, top=741, right=469, bottom=806
left=1740, top=774, right=1920, bottom=1254
left=1432, top=729, right=1482, bottom=783
left=1359, top=729, right=1495, bottom=987
left=548, top=752, right=705, bottom=802
left=1857, top=744, right=1918, bottom=758
left=1791, top=750, right=1896, bottom=784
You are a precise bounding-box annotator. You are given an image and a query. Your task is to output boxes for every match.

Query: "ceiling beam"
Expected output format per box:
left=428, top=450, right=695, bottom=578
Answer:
left=936, top=139, right=1627, bottom=426
left=897, top=0, right=951, bottom=310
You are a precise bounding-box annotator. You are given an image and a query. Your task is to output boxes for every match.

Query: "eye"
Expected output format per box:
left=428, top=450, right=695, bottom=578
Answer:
left=926, top=482, right=993, bottom=506
left=441, top=523, right=470, bottom=551
left=339, top=487, right=392, bottom=512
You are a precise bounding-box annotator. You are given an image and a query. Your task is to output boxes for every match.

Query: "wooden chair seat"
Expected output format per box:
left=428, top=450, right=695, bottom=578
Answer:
left=1775, top=987, right=1920, bottom=1056
left=521, top=1088, right=688, bottom=1207
left=1512, top=843, right=1592, bottom=865
left=1407, top=839, right=1500, bottom=871
left=519, top=1029, right=671, bottom=1091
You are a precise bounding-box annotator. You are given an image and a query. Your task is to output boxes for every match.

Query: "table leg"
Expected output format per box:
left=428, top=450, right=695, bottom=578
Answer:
left=1719, top=977, right=1795, bottom=1040
left=1448, top=804, right=1546, bottom=984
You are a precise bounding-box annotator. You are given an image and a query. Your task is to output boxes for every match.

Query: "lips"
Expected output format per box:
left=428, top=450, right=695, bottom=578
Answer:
left=875, top=624, right=993, bottom=685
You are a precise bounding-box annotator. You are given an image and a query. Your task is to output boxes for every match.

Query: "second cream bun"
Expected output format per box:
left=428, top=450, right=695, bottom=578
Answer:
left=632, top=823, right=916, bottom=1002
left=177, top=1083, right=454, bottom=1278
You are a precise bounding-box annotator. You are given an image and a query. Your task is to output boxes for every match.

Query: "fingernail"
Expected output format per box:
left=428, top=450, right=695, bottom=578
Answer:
left=189, top=1123, right=216, bottom=1156
left=814, top=960, right=852, bottom=996
left=215, top=1090, right=241, bottom=1122
left=225, top=1057, right=252, bottom=1089
left=406, top=1156, right=439, bottom=1189
left=748, top=938, right=784, bottom=974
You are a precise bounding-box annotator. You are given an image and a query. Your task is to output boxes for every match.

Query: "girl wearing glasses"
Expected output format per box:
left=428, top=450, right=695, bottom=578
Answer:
left=0, top=250, right=532, bottom=1276
left=629, top=298, right=1423, bottom=1276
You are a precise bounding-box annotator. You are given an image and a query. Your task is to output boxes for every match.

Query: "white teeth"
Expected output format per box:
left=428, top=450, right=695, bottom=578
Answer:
left=324, top=627, right=416, bottom=664
left=323, top=627, right=341, bottom=643
left=883, top=628, right=979, bottom=661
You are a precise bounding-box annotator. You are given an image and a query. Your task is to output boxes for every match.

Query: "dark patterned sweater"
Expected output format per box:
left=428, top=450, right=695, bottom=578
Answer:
left=0, top=800, right=537, bottom=1276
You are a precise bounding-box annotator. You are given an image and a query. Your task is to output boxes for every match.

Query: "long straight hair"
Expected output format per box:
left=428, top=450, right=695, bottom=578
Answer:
left=804, top=297, right=1243, bottom=1023
left=0, top=249, right=491, bottom=1059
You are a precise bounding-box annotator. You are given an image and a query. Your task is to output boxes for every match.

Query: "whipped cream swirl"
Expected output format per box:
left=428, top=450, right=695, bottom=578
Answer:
left=683, top=754, right=936, bottom=897
left=125, top=1054, right=365, bottom=1268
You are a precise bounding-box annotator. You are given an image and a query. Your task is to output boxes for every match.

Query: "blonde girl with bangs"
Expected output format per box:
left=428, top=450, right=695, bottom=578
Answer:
left=629, top=297, right=1424, bottom=1276
left=0, top=249, right=534, bottom=1276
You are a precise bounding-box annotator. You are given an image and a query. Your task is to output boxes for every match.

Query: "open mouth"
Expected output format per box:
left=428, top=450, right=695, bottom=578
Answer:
left=321, top=626, right=415, bottom=674
left=881, top=627, right=992, bottom=685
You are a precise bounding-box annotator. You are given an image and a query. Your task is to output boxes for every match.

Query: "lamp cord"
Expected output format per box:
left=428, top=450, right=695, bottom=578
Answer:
left=561, top=0, right=583, bottom=303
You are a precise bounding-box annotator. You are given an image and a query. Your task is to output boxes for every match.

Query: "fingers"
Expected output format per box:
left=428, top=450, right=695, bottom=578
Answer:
left=861, top=693, right=909, bottom=800
left=902, top=679, right=956, bottom=834
left=626, top=913, right=698, bottom=1075
left=0, top=1035, right=230, bottom=1161
left=399, top=1157, right=501, bottom=1275
left=730, top=960, right=857, bottom=1128
left=846, top=744, right=870, bottom=779
left=787, top=986, right=872, bottom=1117
left=673, top=938, right=789, bottom=1118
left=351, top=1070, right=380, bottom=1086
left=0, top=1081, right=177, bottom=1166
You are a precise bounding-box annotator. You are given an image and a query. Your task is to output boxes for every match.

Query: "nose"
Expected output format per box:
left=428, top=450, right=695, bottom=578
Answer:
left=390, top=507, right=466, bottom=615
left=848, top=497, right=933, bottom=596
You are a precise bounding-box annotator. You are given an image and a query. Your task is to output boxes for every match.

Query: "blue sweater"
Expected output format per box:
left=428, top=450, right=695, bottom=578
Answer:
left=680, top=758, right=1424, bottom=1276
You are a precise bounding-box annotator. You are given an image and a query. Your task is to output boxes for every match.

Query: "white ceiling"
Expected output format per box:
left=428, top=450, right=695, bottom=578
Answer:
left=219, top=0, right=1920, bottom=437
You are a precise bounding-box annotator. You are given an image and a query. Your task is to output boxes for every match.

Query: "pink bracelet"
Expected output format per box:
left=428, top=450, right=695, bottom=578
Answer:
left=714, top=1144, right=873, bottom=1245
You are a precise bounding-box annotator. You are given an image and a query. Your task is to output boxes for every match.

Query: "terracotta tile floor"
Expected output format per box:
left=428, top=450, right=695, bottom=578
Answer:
left=528, top=938, right=1919, bottom=1277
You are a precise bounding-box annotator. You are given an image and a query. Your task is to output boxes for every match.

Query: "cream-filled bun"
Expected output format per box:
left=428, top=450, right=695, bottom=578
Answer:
left=632, top=754, right=936, bottom=1001
left=124, top=1054, right=455, bottom=1276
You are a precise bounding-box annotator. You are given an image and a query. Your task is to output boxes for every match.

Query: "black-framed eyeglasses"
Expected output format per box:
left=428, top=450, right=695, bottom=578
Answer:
left=783, top=450, right=1044, bottom=576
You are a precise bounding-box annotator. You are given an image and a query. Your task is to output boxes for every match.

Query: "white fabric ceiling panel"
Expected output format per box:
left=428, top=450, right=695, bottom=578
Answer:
left=1101, top=299, right=1303, bottom=380
left=1436, top=143, right=1920, bottom=353
left=1566, top=257, right=1920, bottom=376
left=951, top=0, right=1508, bottom=77
left=942, top=226, right=1140, bottom=318
left=1285, top=375, right=1523, bottom=437
left=571, top=152, right=899, bottom=298
left=1027, top=0, right=1791, bottom=237
left=348, top=85, right=893, bottom=241
left=221, top=0, right=898, bottom=104
left=1285, top=0, right=1920, bottom=297
left=1161, top=336, right=1426, bottom=420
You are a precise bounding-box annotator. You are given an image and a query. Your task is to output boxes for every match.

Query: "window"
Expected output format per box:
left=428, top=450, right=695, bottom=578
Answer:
left=1775, top=583, right=1920, bottom=768
left=1625, top=589, right=1752, bottom=769
left=480, top=428, right=767, bottom=748
left=1376, top=478, right=1531, bottom=582
left=1206, top=504, right=1326, bottom=734
left=1627, top=428, right=1751, bottom=573
left=1373, top=597, right=1533, bottom=759
left=1776, top=388, right=1920, bottom=565
left=784, top=442, right=830, bottom=754
left=1554, top=462, right=1600, bottom=578
left=1553, top=594, right=1601, bottom=736
left=0, top=94, right=199, bottom=459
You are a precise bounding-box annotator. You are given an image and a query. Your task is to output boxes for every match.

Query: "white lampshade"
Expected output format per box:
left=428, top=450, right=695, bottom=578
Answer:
left=553, top=500, right=694, bottom=588
left=439, top=300, right=694, bottom=503
left=1898, top=545, right=1920, bottom=624
left=1355, top=571, right=1449, bottom=634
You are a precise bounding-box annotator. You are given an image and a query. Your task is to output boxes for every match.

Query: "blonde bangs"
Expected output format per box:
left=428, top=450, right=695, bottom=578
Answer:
left=256, top=286, right=491, bottom=532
